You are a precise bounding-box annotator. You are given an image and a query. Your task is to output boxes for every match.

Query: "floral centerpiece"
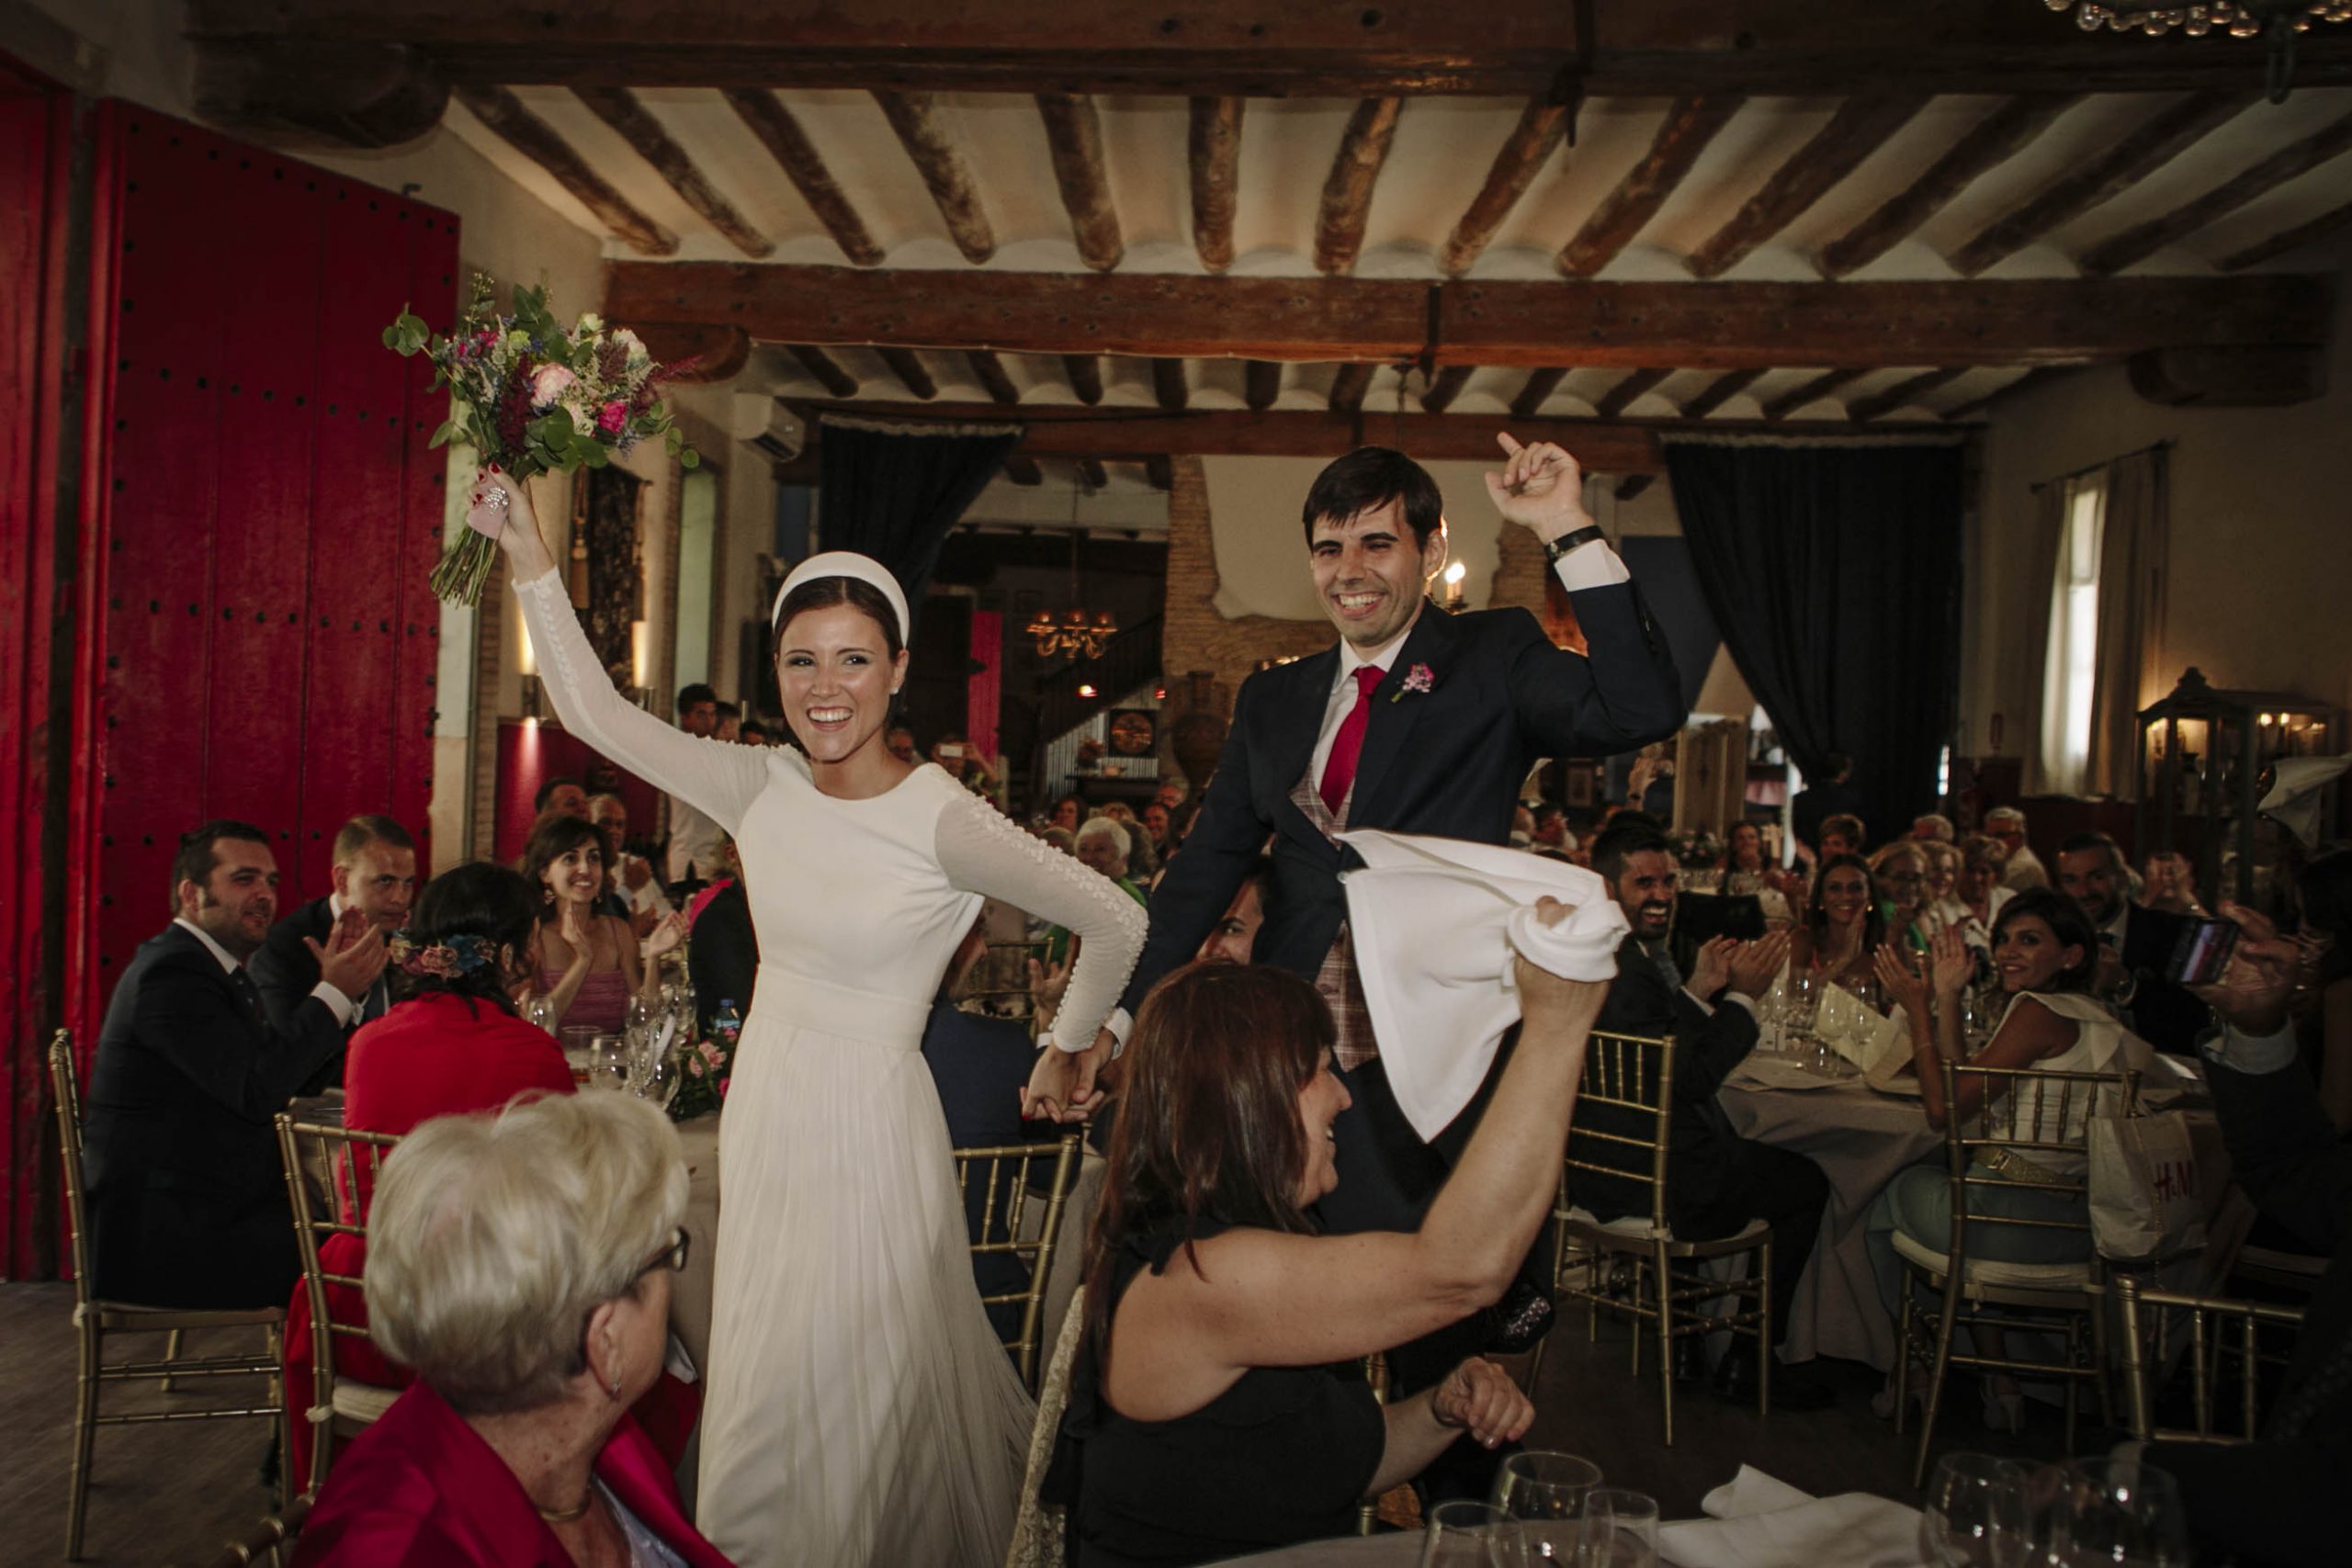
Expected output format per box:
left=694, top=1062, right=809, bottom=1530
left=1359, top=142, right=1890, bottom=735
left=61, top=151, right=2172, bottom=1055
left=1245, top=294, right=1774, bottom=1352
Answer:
left=385, top=274, right=698, bottom=605
left=665, top=1011, right=741, bottom=1123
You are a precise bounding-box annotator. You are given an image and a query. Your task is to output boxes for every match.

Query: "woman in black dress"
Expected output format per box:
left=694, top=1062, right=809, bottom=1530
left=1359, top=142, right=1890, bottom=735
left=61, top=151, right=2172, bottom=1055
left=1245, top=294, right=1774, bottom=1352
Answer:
left=1058, top=902, right=1608, bottom=1566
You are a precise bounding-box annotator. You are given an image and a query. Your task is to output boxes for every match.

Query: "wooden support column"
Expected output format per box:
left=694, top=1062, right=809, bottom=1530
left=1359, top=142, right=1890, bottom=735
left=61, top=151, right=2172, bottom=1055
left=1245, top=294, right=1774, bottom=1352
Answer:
left=1510, top=368, right=1568, bottom=420
left=1062, top=355, right=1104, bottom=405
left=1558, top=96, right=1743, bottom=276
left=574, top=86, right=772, bottom=256
left=453, top=85, right=677, bottom=255
left=1688, top=93, right=1926, bottom=279
left=723, top=88, right=883, bottom=265
left=1036, top=92, right=1124, bottom=272
left=1820, top=94, right=2079, bottom=277
left=1245, top=361, right=1283, bottom=411
left=1951, top=91, right=2249, bottom=277
left=1152, top=358, right=1190, bottom=412
left=1439, top=97, right=1571, bottom=276
left=1847, top=367, right=1968, bottom=422
left=2080, top=107, right=2352, bottom=276
left=871, top=89, right=995, bottom=264
left=1315, top=97, right=1404, bottom=277
left=1594, top=368, right=1671, bottom=419
left=788, top=344, right=858, bottom=398
left=1188, top=96, right=1244, bottom=275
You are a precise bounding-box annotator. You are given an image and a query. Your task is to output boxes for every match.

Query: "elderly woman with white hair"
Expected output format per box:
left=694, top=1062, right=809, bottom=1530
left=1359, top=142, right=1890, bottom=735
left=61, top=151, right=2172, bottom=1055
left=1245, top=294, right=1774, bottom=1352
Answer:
left=293, top=1092, right=730, bottom=1567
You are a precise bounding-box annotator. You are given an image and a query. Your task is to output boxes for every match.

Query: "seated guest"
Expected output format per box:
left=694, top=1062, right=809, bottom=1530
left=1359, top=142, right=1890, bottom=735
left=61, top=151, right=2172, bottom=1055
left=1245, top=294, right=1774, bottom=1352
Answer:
left=1984, top=806, right=2049, bottom=891
left=1918, top=839, right=1965, bottom=934
left=885, top=724, right=920, bottom=764
left=1789, top=852, right=1885, bottom=991
left=1718, top=819, right=1769, bottom=892
left=84, top=820, right=384, bottom=1308
left=534, top=775, right=590, bottom=823
left=1792, top=751, right=1861, bottom=854
left=1952, top=834, right=2014, bottom=941
left=1576, top=822, right=1831, bottom=1407
left=739, top=718, right=770, bottom=746
left=1911, top=813, right=1955, bottom=843
left=2296, top=851, right=2352, bottom=1130
left=2139, top=849, right=2206, bottom=918
left=922, top=908, right=1055, bottom=1339
left=1817, top=812, right=1867, bottom=863
left=1050, top=794, right=1084, bottom=833
left=2137, top=905, right=2350, bottom=1568
left=281, top=861, right=576, bottom=1485
left=2057, top=831, right=2204, bottom=1055
left=1141, top=801, right=1174, bottom=861
left=1044, top=819, right=1148, bottom=968
left=1871, top=840, right=1935, bottom=951
left=1195, top=857, right=1274, bottom=965
left=713, top=699, right=742, bottom=742
left=1056, top=943, right=1602, bottom=1564
left=687, top=839, right=760, bottom=1041
left=1098, top=801, right=1160, bottom=882
left=589, top=792, right=671, bottom=940
left=521, top=815, right=683, bottom=1034
left=251, top=814, right=418, bottom=1043
left=291, top=1093, right=729, bottom=1567
left=1868, top=892, right=2131, bottom=1430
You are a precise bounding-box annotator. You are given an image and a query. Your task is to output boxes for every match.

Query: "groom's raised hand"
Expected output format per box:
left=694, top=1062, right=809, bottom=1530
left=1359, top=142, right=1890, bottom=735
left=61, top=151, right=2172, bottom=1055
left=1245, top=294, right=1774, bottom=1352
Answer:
left=1484, top=432, right=1593, bottom=545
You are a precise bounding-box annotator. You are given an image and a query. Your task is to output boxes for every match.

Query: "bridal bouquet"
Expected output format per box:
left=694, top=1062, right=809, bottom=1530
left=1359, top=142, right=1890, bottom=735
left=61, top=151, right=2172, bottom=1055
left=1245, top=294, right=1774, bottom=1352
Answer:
left=385, top=274, right=699, bottom=605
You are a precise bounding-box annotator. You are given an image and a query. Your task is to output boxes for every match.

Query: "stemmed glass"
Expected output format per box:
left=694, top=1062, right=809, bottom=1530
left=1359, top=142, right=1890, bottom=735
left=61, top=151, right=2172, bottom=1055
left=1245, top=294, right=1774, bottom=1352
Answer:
left=1492, top=1451, right=1601, bottom=1562
left=1920, top=1454, right=2029, bottom=1568
left=1580, top=1489, right=1659, bottom=1568
left=586, top=1032, right=630, bottom=1092
left=1423, top=1501, right=1516, bottom=1568
left=1784, top=970, right=1820, bottom=1045
left=2038, top=1458, right=2189, bottom=1568
left=630, top=1042, right=682, bottom=1109
left=522, top=993, right=558, bottom=1035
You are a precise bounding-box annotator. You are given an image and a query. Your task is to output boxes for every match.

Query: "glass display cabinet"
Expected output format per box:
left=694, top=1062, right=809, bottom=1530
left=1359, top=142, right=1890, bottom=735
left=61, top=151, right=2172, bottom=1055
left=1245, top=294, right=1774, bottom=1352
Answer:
left=2137, top=667, right=2342, bottom=910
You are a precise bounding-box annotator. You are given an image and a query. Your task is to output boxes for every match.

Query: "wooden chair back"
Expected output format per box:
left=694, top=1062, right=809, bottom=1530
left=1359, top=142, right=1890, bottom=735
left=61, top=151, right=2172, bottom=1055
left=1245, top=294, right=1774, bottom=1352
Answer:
left=2116, top=1274, right=2306, bottom=1445
left=1561, top=1031, right=1677, bottom=1232
left=952, top=1131, right=1083, bottom=1390
left=1937, top=1059, right=2139, bottom=1262
left=275, top=1115, right=403, bottom=1491
left=47, top=1031, right=99, bottom=1306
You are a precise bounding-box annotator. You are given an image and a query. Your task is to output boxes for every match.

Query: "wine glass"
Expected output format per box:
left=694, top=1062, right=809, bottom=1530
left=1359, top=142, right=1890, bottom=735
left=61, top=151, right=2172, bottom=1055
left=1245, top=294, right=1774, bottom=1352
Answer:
left=1920, top=1454, right=2028, bottom=1568
left=1423, top=1500, right=1516, bottom=1568
left=2041, top=1457, right=2189, bottom=1568
left=630, top=1043, right=682, bottom=1110
left=625, top=993, right=657, bottom=1034
left=1580, top=1489, right=1659, bottom=1568
left=586, top=1032, right=630, bottom=1092
left=1493, top=1451, right=1601, bottom=1561
left=522, top=993, right=558, bottom=1035
left=1785, top=970, right=1820, bottom=1042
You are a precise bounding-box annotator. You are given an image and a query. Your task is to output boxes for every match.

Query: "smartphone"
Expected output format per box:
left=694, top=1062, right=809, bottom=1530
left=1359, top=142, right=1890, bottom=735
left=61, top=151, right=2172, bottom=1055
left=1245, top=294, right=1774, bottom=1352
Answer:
left=2165, top=918, right=2239, bottom=987
left=938, top=742, right=964, bottom=761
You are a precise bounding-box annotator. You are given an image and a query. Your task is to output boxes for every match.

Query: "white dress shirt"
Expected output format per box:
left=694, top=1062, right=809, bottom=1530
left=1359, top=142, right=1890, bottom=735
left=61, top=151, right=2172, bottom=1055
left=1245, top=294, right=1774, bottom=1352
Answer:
left=666, top=793, right=726, bottom=883
left=174, top=916, right=355, bottom=1026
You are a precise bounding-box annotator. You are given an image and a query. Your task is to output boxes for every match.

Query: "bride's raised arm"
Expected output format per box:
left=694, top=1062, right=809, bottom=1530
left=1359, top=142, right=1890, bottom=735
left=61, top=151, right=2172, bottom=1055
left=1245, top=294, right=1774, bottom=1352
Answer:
left=471, top=469, right=768, bottom=837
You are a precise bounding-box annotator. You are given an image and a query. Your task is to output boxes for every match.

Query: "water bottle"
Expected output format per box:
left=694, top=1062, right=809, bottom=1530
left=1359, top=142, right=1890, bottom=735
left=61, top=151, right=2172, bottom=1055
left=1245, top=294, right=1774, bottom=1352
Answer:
left=713, top=999, right=742, bottom=1047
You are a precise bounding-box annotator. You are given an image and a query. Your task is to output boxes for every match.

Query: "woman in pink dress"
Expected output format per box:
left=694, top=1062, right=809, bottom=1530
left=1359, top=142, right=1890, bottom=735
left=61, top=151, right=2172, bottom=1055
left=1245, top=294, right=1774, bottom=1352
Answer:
left=520, top=813, right=683, bottom=1034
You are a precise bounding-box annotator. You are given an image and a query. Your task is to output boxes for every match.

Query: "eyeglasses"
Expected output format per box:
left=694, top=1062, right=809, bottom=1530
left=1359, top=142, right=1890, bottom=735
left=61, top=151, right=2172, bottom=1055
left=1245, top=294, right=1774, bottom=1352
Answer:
left=637, top=1225, right=691, bottom=1279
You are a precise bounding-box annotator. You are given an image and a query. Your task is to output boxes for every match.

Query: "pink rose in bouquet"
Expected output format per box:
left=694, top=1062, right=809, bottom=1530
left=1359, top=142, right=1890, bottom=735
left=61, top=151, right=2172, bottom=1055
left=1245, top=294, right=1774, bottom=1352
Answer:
left=529, top=363, right=577, bottom=410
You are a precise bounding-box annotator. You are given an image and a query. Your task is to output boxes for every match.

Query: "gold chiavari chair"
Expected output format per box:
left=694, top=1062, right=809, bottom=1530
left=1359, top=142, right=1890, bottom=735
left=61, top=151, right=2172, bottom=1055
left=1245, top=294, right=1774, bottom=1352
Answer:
left=953, top=1131, right=1085, bottom=1391
left=2116, top=1274, right=2306, bottom=1445
left=1539, top=1030, right=1773, bottom=1445
left=1003, top=1284, right=1089, bottom=1568
left=181, top=1489, right=315, bottom=1568
left=275, top=1114, right=406, bottom=1493
left=1892, top=1059, right=2140, bottom=1485
left=1352, top=1351, right=1392, bottom=1536
left=47, top=1032, right=290, bottom=1561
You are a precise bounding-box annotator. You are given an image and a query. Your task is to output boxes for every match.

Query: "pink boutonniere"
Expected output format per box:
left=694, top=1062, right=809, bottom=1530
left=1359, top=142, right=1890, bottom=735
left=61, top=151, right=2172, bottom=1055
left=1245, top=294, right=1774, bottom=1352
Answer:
left=1393, top=662, right=1435, bottom=703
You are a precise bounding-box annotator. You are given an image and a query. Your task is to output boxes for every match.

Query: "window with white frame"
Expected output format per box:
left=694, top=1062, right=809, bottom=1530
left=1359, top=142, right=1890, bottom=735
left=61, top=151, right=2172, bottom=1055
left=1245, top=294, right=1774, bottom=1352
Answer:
left=2039, top=473, right=2106, bottom=795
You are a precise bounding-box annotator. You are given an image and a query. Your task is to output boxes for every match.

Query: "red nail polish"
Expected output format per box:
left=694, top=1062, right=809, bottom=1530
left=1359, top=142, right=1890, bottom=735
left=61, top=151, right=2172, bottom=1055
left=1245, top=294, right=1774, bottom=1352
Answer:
left=488, top=461, right=502, bottom=472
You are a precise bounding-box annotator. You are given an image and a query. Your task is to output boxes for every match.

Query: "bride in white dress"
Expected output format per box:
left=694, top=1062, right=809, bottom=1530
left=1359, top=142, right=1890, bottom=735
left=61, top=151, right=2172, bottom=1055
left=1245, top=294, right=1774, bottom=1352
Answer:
left=469, top=472, right=1146, bottom=1568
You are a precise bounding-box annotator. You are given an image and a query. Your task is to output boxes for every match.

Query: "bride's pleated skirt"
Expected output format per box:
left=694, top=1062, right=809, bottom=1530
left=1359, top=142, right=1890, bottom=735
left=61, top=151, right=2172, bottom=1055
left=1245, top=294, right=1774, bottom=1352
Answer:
left=695, top=974, right=1035, bottom=1568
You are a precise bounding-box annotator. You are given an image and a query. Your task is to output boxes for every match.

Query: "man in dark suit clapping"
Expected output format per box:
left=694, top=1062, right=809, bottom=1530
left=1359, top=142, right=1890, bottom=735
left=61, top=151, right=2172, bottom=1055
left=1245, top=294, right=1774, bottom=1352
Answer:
left=84, top=820, right=388, bottom=1308
left=249, top=814, right=416, bottom=1047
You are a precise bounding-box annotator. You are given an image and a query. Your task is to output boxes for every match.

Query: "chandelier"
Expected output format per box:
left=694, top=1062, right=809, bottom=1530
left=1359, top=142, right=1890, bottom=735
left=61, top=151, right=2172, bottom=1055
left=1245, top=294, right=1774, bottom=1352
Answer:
left=2044, top=1, right=2352, bottom=100
left=1026, top=496, right=1118, bottom=660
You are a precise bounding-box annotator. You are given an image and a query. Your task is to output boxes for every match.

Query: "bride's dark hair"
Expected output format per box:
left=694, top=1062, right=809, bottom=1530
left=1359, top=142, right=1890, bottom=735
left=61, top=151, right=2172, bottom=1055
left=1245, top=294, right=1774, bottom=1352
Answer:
left=1081, top=963, right=1334, bottom=1371
left=773, top=577, right=904, bottom=660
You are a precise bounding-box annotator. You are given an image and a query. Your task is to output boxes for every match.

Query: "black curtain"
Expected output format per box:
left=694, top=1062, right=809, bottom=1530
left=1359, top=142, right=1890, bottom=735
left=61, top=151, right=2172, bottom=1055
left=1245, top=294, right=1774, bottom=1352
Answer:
left=1663, top=437, right=1965, bottom=842
left=816, top=415, right=1021, bottom=645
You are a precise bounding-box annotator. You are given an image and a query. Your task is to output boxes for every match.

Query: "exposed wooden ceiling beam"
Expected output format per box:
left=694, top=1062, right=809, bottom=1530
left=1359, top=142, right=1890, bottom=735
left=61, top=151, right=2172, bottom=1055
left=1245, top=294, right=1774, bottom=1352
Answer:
left=1950, top=91, right=2250, bottom=277
left=1075, top=457, right=1109, bottom=490
left=1144, top=455, right=1175, bottom=491
left=2080, top=107, right=2352, bottom=276
left=787, top=344, right=857, bottom=398
left=1315, top=97, right=1404, bottom=277
left=1245, top=361, right=1284, bottom=412
left=877, top=346, right=936, bottom=400
left=572, top=85, right=770, bottom=257
left=1556, top=96, right=1743, bottom=277
left=1615, top=475, right=1656, bottom=502
left=1187, top=96, right=1243, bottom=275
left=1419, top=365, right=1475, bottom=414
left=1761, top=368, right=1867, bottom=420
left=870, top=89, right=994, bottom=265
left=966, top=349, right=1021, bottom=404
left=451, top=85, right=677, bottom=255
left=1061, top=354, right=1104, bottom=405
left=1819, top=94, right=2080, bottom=279
left=636, top=322, right=752, bottom=382
left=187, top=2, right=2352, bottom=97
left=1328, top=363, right=1376, bottom=413
left=1942, top=366, right=2065, bottom=422
left=1688, top=93, right=1926, bottom=279
left=1002, top=454, right=1043, bottom=486
left=1678, top=368, right=1767, bottom=420
left=2216, top=198, right=2352, bottom=271
left=1510, top=368, right=1568, bottom=421
left=1035, top=92, right=1124, bottom=274
left=1152, top=358, right=1190, bottom=412
left=607, top=265, right=2334, bottom=370
left=1593, top=368, right=1671, bottom=420
left=721, top=88, right=882, bottom=266
left=1439, top=96, right=1572, bottom=278
left=1847, top=367, right=1969, bottom=423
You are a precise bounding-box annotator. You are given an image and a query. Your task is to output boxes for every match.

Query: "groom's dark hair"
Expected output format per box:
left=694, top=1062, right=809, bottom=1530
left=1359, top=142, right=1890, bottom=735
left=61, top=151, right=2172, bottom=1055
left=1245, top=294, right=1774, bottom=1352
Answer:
left=1301, top=446, right=1444, bottom=548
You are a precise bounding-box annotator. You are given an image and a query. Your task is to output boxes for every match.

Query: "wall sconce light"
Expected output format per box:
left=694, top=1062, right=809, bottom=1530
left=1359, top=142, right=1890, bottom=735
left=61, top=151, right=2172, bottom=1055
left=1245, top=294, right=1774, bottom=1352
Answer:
left=520, top=673, right=544, bottom=721
left=1442, top=560, right=1468, bottom=611
left=1077, top=682, right=1099, bottom=699
left=631, top=619, right=650, bottom=691
left=517, top=621, right=537, bottom=678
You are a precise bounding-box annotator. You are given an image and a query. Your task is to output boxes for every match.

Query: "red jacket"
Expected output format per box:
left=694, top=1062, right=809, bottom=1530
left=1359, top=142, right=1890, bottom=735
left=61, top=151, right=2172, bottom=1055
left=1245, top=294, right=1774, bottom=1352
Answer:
left=291, top=1380, right=732, bottom=1567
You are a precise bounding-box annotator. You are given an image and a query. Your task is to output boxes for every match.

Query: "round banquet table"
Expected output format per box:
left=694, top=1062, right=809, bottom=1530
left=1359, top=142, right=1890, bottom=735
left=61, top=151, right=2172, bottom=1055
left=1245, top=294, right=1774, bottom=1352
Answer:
left=1209, top=1536, right=1418, bottom=1567
left=1716, top=1059, right=2242, bottom=1372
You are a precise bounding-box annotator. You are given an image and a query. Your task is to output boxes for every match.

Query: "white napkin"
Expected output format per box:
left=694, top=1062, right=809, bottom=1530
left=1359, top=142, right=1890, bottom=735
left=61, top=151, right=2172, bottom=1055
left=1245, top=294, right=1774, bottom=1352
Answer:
left=1660, top=1465, right=1927, bottom=1568
left=1336, top=830, right=1628, bottom=1141
left=1815, top=985, right=1907, bottom=1073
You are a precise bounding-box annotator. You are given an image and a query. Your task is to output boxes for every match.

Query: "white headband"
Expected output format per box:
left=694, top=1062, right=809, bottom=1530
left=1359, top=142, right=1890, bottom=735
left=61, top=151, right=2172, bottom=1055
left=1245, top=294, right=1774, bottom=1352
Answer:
left=770, top=551, right=910, bottom=646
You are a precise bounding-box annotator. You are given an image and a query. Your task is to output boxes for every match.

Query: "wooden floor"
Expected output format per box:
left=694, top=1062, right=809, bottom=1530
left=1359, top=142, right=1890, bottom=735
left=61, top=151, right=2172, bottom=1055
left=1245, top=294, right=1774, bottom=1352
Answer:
left=0, top=1277, right=2107, bottom=1565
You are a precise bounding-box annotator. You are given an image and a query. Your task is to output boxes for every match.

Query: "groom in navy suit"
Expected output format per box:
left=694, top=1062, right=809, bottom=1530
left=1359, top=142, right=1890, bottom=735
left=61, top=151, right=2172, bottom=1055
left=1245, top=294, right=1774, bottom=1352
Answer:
left=1087, top=437, right=1685, bottom=1229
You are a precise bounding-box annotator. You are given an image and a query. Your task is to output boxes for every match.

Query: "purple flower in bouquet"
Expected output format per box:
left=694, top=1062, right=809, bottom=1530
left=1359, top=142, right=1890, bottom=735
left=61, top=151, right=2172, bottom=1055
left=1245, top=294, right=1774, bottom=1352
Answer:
left=1391, top=662, right=1436, bottom=703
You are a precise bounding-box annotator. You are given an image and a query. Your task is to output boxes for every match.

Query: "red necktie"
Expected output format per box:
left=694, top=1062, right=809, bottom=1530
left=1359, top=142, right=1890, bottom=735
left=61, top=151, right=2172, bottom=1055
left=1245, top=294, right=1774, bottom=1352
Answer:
left=1318, top=665, right=1386, bottom=814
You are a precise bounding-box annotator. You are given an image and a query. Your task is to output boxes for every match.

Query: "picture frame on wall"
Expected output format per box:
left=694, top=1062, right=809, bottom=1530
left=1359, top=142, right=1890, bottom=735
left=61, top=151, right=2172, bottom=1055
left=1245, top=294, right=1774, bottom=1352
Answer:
left=1106, top=708, right=1158, bottom=759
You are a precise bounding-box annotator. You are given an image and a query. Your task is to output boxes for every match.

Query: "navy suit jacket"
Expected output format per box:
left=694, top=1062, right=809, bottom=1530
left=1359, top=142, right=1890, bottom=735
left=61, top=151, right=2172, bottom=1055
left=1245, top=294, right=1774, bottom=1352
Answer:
left=920, top=998, right=1054, bottom=1337
left=1125, top=584, right=1684, bottom=1013
left=2113, top=903, right=2209, bottom=1056
left=250, top=895, right=335, bottom=1034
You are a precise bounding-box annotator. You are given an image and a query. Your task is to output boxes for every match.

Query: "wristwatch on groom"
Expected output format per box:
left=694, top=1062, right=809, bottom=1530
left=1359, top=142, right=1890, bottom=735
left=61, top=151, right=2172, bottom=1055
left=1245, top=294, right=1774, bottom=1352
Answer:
left=1543, top=524, right=1607, bottom=564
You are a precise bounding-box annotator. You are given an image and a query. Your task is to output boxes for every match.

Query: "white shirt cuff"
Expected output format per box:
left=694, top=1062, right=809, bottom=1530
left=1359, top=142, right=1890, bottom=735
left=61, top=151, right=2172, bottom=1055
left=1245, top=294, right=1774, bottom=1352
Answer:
left=1679, top=986, right=1715, bottom=1017
left=311, top=981, right=356, bottom=1028
left=1101, top=1007, right=1135, bottom=1052
left=1550, top=540, right=1631, bottom=592
left=1719, top=991, right=1758, bottom=1018
left=2199, top=1019, right=2299, bottom=1076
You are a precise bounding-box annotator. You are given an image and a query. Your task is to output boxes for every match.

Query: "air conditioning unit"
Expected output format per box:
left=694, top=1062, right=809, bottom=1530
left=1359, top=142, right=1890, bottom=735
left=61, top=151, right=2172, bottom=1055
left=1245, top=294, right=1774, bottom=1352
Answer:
left=733, top=393, right=804, bottom=462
